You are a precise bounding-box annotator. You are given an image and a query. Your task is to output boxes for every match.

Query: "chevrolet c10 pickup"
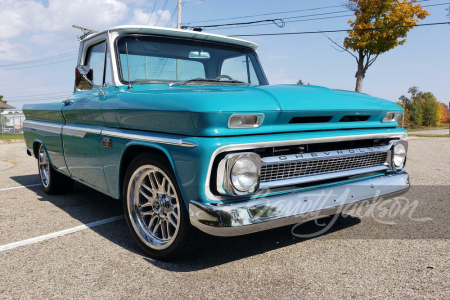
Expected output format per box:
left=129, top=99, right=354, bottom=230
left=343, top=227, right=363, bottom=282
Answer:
left=23, top=25, right=410, bottom=260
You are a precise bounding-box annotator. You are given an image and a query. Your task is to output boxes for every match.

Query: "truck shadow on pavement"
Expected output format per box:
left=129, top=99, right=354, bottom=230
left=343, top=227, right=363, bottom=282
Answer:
left=12, top=174, right=360, bottom=272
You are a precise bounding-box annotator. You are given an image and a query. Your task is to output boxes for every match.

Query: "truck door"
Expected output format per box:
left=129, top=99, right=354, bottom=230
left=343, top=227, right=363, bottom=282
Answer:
left=62, top=40, right=110, bottom=193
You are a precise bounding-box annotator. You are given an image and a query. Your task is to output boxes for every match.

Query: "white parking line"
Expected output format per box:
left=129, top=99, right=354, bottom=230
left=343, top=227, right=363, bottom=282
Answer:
left=0, top=215, right=125, bottom=252
left=0, top=184, right=41, bottom=192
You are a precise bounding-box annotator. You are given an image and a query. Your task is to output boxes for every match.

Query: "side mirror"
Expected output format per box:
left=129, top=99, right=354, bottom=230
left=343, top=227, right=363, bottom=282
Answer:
left=75, top=65, right=94, bottom=90
left=75, top=65, right=104, bottom=96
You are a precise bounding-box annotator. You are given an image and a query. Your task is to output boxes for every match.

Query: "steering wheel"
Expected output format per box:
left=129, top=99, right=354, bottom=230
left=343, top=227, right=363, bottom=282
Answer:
left=214, top=75, right=234, bottom=81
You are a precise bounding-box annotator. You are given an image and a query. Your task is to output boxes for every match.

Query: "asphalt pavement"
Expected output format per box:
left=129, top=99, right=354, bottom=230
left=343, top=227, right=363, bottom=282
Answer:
left=0, top=137, right=449, bottom=299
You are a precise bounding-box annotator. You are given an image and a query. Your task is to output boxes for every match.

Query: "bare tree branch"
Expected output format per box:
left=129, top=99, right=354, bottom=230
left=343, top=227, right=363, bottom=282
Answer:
left=318, top=29, right=358, bottom=59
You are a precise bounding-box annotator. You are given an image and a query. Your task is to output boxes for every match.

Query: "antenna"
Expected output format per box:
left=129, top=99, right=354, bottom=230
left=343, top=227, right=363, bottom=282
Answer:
left=72, top=25, right=98, bottom=41
left=125, top=42, right=132, bottom=89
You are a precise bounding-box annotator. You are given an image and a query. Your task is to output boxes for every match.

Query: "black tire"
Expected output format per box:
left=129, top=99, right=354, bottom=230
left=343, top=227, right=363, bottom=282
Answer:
left=123, top=152, right=206, bottom=261
left=38, top=144, right=74, bottom=195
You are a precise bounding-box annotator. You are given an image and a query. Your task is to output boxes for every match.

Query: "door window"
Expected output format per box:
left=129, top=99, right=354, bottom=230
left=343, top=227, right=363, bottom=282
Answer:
left=85, top=41, right=107, bottom=86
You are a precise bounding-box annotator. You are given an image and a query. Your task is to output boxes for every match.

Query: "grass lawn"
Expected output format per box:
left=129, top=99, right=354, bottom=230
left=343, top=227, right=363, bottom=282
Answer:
left=403, top=123, right=449, bottom=132
left=0, top=133, right=24, bottom=141
left=409, top=134, right=450, bottom=138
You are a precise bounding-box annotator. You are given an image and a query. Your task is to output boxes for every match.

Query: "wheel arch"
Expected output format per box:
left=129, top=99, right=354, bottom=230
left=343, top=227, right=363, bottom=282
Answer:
left=119, top=142, right=178, bottom=201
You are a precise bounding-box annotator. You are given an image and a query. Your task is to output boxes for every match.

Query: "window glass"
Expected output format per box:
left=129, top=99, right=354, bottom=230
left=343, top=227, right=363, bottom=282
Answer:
left=86, top=41, right=106, bottom=86
left=104, top=49, right=113, bottom=86
left=116, top=36, right=267, bottom=85
left=120, top=55, right=205, bottom=82
left=221, top=55, right=259, bottom=84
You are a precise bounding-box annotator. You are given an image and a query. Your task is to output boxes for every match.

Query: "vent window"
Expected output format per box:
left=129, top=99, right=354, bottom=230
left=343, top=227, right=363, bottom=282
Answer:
left=339, top=115, right=370, bottom=122
left=289, top=116, right=332, bottom=124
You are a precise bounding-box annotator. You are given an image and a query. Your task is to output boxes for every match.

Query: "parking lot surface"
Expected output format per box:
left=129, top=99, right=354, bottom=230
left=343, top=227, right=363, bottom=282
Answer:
left=1, top=138, right=449, bottom=299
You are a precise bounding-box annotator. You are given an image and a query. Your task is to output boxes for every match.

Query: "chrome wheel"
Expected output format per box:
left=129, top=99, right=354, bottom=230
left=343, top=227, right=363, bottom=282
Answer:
left=127, top=165, right=180, bottom=250
left=38, top=145, right=50, bottom=187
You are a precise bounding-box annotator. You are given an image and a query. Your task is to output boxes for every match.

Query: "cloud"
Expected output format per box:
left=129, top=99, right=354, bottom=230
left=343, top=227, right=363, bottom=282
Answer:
left=0, top=41, right=31, bottom=61
left=130, top=8, right=172, bottom=26
left=0, top=0, right=129, bottom=40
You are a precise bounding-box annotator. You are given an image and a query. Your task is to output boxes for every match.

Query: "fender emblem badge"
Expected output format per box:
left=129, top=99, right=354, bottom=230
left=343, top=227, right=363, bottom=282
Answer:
left=103, top=137, right=111, bottom=148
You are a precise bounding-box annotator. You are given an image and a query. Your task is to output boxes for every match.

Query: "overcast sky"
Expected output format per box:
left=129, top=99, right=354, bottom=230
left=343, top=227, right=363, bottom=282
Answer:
left=0, top=0, right=449, bottom=109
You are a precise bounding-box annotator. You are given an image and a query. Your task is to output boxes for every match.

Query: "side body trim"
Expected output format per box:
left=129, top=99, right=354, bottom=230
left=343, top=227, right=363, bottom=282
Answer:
left=102, top=129, right=198, bottom=147
left=23, top=120, right=62, bottom=134
left=23, top=120, right=197, bottom=148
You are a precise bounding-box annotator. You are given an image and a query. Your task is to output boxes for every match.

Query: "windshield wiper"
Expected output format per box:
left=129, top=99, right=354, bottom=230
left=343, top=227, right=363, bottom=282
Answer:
left=169, top=78, right=249, bottom=87
left=169, top=78, right=214, bottom=87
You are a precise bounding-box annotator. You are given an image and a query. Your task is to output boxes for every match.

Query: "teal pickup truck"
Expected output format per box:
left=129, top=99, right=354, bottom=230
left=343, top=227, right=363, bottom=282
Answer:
left=23, top=26, right=409, bottom=260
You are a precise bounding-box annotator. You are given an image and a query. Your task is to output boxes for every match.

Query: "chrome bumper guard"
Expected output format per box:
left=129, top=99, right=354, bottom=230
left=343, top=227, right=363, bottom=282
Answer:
left=190, top=171, right=410, bottom=236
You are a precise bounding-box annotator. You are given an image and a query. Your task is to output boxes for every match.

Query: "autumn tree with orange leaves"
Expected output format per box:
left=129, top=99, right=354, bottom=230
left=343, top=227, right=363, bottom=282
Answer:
left=336, top=0, right=429, bottom=92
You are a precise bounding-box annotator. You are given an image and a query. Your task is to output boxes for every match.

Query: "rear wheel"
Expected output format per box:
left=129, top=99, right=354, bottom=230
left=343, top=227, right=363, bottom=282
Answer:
left=123, top=153, right=206, bottom=260
left=38, top=144, right=74, bottom=194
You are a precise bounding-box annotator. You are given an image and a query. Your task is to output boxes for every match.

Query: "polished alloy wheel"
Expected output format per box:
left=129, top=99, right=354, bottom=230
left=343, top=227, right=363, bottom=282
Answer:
left=38, top=145, right=50, bottom=187
left=127, top=165, right=180, bottom=249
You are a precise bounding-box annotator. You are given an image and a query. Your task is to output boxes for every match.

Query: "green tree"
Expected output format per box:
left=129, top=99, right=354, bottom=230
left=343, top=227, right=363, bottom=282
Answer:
left=409, top=98, right=423, bottom=125
left=0, top=95, right=6, bottom=104
left=422, top=92, right=440, bottom=127
left=297, top=80, right=304, bottom=85
left=327, top=0, right=429, bottom=92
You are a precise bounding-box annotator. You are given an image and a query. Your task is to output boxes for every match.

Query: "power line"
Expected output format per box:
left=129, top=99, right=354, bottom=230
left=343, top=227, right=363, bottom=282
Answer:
left=146, top=0, right=159, bottom=25
left=0, top=52, right=77, bottom=68
left=229, top=21, right=450, bottom=37
left=165, top=4, right=178, bottom=27
left=155, top=0, right=170, bottom=26
left=9, top=95, right=73, bottom=103
left=184, top=0, right=433, bottom=24
left=206, top=14, right=353, bottom=31
left=201, top=1, right=448, bottom=31
left=185, top=4, right=345, bottom=24
left=0, top=81, right=73, bottom=91
left=4, top=91, right=73, bottom=99
left=2, top=58, right=76, bottom=70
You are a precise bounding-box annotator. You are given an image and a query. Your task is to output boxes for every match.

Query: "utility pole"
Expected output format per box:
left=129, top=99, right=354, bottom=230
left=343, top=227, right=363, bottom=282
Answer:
left=176, top=0, right=181, bottom=80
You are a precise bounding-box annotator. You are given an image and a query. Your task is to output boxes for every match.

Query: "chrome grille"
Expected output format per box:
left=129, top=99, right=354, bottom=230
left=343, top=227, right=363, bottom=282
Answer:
left=260, top=152, right=388, bottom=183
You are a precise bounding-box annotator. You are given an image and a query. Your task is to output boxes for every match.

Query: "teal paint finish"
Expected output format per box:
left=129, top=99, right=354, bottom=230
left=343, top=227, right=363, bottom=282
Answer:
left=23, top=80, right=406, bottom=211
left=112, top=84, right=403, bottom=137
left=22, top=102, right=66, bottom=123
left=62, top=89, right=110, bottom=193
left=23, top=124, right=69, bottom=175
left=100, top=127, right=406, bottom=209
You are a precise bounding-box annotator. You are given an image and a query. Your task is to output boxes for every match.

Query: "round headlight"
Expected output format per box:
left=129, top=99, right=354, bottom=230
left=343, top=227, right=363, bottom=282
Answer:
left=393, top=143, right=406, bottom=168
left=231, top=157, right=259, bottom=192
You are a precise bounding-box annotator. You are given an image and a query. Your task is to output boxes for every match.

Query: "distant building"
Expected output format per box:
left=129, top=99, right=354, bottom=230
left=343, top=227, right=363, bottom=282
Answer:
left=1, top=109, right=25, bottom=134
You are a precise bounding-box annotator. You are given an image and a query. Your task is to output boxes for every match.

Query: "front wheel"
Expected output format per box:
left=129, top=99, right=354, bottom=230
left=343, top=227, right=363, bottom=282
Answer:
left=123, top=153, right=205, bottom=260
left=38, top=144, right=74, bottom=195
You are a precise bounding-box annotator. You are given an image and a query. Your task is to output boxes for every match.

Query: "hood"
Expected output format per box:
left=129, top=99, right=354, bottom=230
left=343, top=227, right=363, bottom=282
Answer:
left=114, top=84, right=402, bottom=137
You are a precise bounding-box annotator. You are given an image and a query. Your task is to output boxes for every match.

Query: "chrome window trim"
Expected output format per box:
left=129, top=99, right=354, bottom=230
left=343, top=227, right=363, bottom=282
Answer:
left=102, top=129, right=198, bottom=147
left=205, top=132, right=407, bottom=201
left=23, top=120, right=63, bottom=135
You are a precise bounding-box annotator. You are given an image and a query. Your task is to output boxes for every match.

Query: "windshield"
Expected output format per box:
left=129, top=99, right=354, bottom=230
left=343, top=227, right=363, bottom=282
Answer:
left=116, top=35, right=267, bottom=85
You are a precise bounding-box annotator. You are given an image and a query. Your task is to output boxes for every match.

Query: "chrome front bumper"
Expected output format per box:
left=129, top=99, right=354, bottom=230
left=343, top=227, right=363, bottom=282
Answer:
left=189, top=171, right=410, bottom=237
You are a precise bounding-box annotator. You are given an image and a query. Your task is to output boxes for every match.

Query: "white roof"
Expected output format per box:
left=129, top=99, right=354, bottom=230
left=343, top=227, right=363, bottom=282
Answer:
left=82, top=25, right=258, bottom=50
